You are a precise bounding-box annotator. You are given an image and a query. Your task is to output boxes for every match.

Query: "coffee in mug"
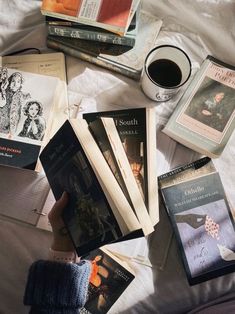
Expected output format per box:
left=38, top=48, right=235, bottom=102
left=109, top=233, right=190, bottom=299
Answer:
left=141, top=45, right=191, bottom=102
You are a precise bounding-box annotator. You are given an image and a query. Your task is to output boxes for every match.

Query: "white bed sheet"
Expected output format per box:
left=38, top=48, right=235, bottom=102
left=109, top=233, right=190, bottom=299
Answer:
left=0, top=0, right=235, bottom=313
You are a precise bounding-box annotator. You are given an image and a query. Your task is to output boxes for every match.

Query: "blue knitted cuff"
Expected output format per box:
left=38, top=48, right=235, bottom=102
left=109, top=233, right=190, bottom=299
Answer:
left=24, top=260, right=91, bottom=310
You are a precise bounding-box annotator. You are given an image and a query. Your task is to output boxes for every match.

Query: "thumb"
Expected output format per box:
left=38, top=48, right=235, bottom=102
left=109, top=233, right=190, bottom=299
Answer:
left=48, top=191, right=68, bottom=222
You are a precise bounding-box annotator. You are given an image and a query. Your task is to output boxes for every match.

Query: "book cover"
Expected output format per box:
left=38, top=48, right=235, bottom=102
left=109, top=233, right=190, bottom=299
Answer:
left=159, top=157, right=235, bottom=285
left=0, top=66, right=59, bottom=171
left=83, top=107, right=159, bottom=226
left=80, top=247, right=135, bottom=314
left=163, top=55, right=235, bottom=158
left=41, top=0, right=139, bottom=36
left=46, top=12, right=137, bottom=47
left=46, top=11, right=163, bottom=80
left=89, top=117, right=154, bottom=236
left=40, top=119, right=141, bottom=256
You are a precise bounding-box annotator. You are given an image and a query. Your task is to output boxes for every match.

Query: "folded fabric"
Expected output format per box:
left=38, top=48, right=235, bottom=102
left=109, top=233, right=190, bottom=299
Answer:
left=24, top=259, right=91, bottom=314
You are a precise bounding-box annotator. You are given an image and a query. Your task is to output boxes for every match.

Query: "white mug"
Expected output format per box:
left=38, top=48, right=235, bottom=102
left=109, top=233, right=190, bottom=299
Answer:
left=141, top=45, right=192, bottom=102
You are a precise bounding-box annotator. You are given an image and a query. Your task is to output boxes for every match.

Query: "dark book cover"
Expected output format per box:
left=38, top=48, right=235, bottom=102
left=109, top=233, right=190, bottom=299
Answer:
left=40, top=120, right=123, bottom=256
left=0, top=138, right=41, bottom=170
left=159, top=157, right=235, bottom=285
left=84, top=108, right=149, bottom=209
left=89, top=118, right=131, bottom=205
left=80, top=248, right=134, bottom=314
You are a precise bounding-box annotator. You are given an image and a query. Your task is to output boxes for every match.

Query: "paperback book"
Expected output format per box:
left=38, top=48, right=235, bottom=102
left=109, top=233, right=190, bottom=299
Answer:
left=0, top=66, right=59, bottom=170
left=159, top=157, right=235, bottom=285
left=80, top=247, right=134, bottom=314
left=41, top=0, right=140, bottom=36
left=89, top=117, right=154, bottom=236
left=39, top=118, right=152, bottom=256
left=163, top=55, right=235, bottom=158
left=46, top=11, right=163, bottom=80
left=83, top=107, right=159, bottom=226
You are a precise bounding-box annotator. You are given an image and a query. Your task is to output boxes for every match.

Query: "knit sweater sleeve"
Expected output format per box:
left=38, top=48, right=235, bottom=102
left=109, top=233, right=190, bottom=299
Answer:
left=23, top=260, right=91, bottom=314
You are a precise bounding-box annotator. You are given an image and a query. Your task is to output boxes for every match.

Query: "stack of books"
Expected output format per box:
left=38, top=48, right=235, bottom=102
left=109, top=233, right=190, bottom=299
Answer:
left=40, top=0, right=163, bottom=80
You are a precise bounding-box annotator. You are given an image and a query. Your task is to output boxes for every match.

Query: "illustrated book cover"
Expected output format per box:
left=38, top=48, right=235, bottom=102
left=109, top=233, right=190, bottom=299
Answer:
left=0, top=66, right=59, bottom=171
left=89, top=117, right=154, bottom=235
left=80, top=247, right=135, bottom=314
left=46, top=11, right=163, bottom=80
left=158, top=157, right=235, bottom=285
left=0, top=53, right=68, bottom=171
left=83, top=107, right=159, bottom=227
left=46, top=11, right=138, bottom=47
left=163, top=55, right=235, bottom=158
left=40, top=118, right=143, bottom=256
left=41, top=0, right=139, bottom=36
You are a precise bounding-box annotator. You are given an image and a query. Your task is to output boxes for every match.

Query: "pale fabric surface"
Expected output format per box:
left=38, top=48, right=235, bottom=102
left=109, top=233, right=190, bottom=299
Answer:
left=0, top=1, right=235, bottom=313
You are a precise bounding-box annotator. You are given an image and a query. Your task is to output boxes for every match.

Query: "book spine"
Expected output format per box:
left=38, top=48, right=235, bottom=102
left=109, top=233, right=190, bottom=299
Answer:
left=47, top=25, right=135, bottom=47
left=46, top=37, right=140, bottom=80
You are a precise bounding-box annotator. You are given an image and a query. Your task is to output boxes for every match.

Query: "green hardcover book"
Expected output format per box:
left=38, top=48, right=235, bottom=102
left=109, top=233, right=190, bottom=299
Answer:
left=46, top=10, right=162, bottom=80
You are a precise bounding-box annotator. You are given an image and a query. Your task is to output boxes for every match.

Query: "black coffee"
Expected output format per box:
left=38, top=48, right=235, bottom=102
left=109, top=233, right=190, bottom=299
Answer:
left=148, top=59, right=182, bottom=87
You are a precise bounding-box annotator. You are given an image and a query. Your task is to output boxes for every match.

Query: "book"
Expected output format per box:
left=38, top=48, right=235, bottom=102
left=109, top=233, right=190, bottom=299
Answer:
left=40, top=118, right=146, bottom=256
left=46, top=12, right=138, bottom=47
left=0, top=66, right=59, bottom=171
left=41, top=0, right=140, bottom=36
left=0, top=52, right=68, bottom=229
left=89, top=117, right=154, bottom=235
left=162, top=55, right=235, bottom=158
left=83, top=107, right=159, bottom=226
left=158, top=157, right=235, bottom=285
left=80, top=247, right=135, bottom=314
left=46, top=11, right=163, bottom=80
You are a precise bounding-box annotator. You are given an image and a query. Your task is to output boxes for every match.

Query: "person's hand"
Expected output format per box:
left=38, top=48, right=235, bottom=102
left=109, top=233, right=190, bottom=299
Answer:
left=48, top=191, right=74, bottom=252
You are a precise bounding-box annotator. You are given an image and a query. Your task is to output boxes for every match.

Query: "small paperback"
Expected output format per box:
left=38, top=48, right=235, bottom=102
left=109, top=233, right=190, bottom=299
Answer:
left=163, top=55, right=235, bottom=158
left=80, top=247, right=134, bottom=314
left=41, top=0, right=139, bottom=36
left=84, top=107, right=159, bottom=226
left=159, top=157, right=235, bottom=285
left=40, top=118, right=153, bottom=256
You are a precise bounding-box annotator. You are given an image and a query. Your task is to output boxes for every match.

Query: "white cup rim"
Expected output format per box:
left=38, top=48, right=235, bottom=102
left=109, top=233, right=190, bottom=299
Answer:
left=144, top=45, right=192, bottom=90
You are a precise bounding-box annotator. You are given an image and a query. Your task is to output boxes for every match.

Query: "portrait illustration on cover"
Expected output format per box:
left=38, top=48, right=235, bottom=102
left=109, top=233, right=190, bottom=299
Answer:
left=184, top=77, right=235, bottom=133
left=0, top=67, right=59, bottom=142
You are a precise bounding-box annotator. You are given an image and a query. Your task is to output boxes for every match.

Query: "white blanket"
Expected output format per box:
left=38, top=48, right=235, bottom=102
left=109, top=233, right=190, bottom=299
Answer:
left=0, top=1, right=235, bottom=313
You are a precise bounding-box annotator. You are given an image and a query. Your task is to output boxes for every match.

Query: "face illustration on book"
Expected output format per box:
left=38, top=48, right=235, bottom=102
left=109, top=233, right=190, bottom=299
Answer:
left=184, top=78, right=235, bottom=134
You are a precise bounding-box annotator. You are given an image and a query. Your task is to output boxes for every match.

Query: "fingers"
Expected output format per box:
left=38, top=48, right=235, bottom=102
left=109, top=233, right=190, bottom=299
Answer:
left=48, top=191, right=68, bottom=222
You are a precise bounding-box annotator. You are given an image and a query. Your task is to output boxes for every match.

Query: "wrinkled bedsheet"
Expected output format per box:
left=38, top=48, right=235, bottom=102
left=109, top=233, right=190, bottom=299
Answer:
left=0, top=1, right=235, bottom=313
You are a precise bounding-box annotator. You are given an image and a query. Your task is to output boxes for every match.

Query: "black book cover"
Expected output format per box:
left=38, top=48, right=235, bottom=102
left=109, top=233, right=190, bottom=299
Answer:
left=84, top=108, right=149, bottom=209
left=80, top=248, right=134, bottom=314
left=40, top=120, right=123, bottom=256
left=159, top=157, right=235, bottom=285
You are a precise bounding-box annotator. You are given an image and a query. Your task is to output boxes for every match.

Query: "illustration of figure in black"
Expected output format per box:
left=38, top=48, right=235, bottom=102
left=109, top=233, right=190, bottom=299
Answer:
left=0, top=71, right=30, bottom=135
left=185, top=79, right=235, bottom=132
left=18, top=100, right=46, bottom=140
left=0, top=67, right=8, bottom=101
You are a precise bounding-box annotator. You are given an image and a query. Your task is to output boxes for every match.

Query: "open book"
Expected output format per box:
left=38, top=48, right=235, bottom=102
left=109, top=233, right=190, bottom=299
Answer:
left=0, top=52, right=68, bottom=230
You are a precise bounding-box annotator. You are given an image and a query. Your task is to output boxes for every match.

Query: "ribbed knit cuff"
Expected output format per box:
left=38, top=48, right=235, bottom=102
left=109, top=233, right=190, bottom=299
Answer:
left=24, top=260, right=91, bottom=311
